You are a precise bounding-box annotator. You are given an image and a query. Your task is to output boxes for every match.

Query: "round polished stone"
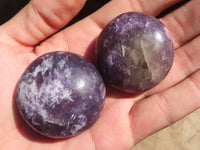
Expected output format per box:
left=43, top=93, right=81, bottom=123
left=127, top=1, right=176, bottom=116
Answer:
left=16, top=51, right=106, bottom=138
left=96, top=12, right=174, bottom=93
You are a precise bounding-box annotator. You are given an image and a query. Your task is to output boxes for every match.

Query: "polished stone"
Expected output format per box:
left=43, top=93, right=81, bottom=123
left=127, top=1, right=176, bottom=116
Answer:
left=96, top=12, right=174, bottom=93
left=16, top=51, right=106, bottom=138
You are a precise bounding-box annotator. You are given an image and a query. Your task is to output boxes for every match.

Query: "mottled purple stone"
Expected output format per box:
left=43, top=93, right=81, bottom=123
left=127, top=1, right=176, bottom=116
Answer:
left=16, top=51, right=106, bottom=138
left=96, top=12, right=174, bottom=93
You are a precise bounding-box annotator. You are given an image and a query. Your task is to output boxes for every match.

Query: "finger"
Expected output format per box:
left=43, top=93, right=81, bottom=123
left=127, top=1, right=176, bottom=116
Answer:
left=91, top=0, right=184, bottom=28
left=161, top=0, right=200, bottom=48
left=130, top=70, right=200, bottom=143
left=0, top=0, right=86, bottom=51
left=34, top=0, right=184, bottom=56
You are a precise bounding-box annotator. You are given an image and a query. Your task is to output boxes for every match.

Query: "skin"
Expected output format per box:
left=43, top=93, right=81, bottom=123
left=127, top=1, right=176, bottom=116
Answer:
left=0, top=0, right=200, bottom=149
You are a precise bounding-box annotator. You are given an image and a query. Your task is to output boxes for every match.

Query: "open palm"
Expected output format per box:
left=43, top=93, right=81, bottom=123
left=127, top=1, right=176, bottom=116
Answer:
left=0, top=0, right=200, bottom=149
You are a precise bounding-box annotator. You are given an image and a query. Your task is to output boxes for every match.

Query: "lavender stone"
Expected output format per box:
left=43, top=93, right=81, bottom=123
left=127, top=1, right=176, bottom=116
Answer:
left=96, top=12, right=174, bottom=93
left=16, top=51, right=106, bottom=138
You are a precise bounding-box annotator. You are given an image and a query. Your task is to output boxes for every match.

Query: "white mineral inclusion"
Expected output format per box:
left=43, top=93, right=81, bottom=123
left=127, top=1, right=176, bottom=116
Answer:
left=17, top=55, right=74, bottom=126
left=70, top=114, right=87, bottom=134
left=140, top=31, right=165, bottom=82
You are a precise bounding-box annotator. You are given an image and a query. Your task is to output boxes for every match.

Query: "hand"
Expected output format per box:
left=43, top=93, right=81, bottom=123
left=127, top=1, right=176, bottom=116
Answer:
left=0, top=0, right=200, bottom=149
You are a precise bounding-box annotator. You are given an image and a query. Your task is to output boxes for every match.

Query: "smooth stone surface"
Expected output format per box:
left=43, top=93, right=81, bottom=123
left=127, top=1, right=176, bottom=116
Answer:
left=16, top=51, right=106, bottom=138
left=96, top=12, right=174, bottom=93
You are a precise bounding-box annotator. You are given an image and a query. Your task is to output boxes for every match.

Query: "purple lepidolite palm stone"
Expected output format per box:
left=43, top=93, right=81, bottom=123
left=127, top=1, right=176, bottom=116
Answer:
left=16, top=51, right=106, bottom=138
left=96, top=12, right=174, bottom=93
